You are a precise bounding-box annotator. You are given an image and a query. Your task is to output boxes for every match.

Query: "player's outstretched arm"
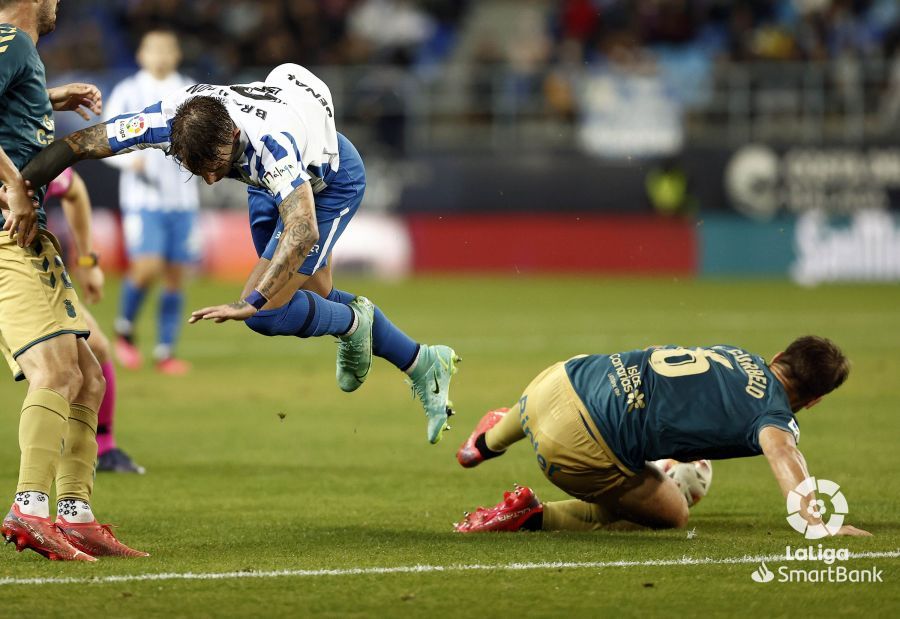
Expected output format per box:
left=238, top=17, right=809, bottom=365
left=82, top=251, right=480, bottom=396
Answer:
left=255, top=183, right=318, bottom=301
left=21, top=123, right=114, bottom=189
left=60, top=171, right=103, bottom=304
left=759, top=426, right=871, bottom=536
left=189, top=183, right=318, bottom=324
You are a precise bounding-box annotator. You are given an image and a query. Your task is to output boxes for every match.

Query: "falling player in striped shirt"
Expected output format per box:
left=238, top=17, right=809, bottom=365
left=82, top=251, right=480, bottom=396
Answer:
left=24, top=64, right=459, bottom=444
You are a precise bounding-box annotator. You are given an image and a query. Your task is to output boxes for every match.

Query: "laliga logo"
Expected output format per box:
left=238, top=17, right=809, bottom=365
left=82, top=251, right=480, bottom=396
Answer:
left=786, top=477, right=848, bottom=539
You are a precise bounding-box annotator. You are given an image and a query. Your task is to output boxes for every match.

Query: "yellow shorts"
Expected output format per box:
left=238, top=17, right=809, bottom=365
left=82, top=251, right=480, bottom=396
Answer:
left=0, top=231, right=89, bottom=380
left=517, top=360, right=634, bottom=502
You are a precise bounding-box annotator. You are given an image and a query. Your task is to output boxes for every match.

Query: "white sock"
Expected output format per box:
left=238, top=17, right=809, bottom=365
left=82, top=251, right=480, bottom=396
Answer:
left=154, top=343, right=173, bottom=361
left=57, top=499, right=95, bottom=523
left=14, top=491, right=50, bottom=518
left=405, top=346, right=426, bottom=376
left=114, top=317, right=133, bottom=337
left=343, top=311, right=359, bottom=338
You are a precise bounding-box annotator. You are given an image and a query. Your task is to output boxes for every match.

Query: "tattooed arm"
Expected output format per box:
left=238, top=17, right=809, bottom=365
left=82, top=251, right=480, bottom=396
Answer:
left=255, top=183, right=318, bottom=301
left=189, top=183, right=318, bottom=324
left=21, top=124, right=114, bottom=188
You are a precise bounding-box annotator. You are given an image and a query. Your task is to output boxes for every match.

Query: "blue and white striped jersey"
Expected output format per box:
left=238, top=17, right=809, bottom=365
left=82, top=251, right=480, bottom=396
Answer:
left=103, top=64, right=341, bottom=207
left=104, top=70, right=200, bottom=212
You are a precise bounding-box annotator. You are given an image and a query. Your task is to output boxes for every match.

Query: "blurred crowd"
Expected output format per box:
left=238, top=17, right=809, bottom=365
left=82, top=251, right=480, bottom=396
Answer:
left=36, top=0, right=900, bottom=158
left=41, top=0, right=469, bottom=78
left=41, top=0, right=900, bottom=77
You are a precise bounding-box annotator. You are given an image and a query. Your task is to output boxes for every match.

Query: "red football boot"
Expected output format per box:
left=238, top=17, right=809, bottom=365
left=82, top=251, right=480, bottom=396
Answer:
left=156, top=357, right=191, bottom=376
left=456, top=407, right=509, bottom=468
left=115, top=336, right=143, bottom=370
left=56, top=517, right=149, bottom=558
left=1, top=504, right=96, bottom=561
left=454, top=485, right=543, bottom=533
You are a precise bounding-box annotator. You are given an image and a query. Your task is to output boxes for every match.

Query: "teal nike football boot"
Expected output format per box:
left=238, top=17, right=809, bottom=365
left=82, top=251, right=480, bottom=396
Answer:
left=336, top=296, right=375, bottom=392
left=408, top=344, right=461, bottom=444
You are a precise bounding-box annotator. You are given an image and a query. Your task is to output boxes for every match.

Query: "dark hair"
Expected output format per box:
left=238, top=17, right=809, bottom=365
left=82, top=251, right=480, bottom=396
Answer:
left=169, top=97, right=234, bottom=174
left=774, top=336, right=850, bottom=404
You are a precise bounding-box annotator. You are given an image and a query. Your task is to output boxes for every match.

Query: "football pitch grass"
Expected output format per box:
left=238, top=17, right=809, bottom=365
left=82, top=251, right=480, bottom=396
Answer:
left=0, top=276, right=898, bottom=618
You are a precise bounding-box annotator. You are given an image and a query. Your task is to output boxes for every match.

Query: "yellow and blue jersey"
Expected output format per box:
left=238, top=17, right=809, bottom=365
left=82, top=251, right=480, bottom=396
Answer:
left=565, top=344, right=799, bottom=472
left=0, top=24, right=53, bottom=228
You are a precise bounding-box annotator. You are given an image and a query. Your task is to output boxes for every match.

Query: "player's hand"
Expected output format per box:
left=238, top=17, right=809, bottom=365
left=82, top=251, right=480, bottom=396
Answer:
left=0, top=179, right=36, bottom=207
left=74, top=265, right=104, bottom=305
left=48, top=83, right=103, bottom=121
left=835, top=524, right=872, bottom=537
left=1, top=177, right=40, bottom=247
left=189, top=301, right=257, bottom=324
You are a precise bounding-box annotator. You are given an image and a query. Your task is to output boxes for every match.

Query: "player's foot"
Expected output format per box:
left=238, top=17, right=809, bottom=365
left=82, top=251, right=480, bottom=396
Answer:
left=408, top=345, right=461, bottom=444
left=457, top=408, right=509, bottom=468
left=156, top=357, right=191, bottom=376
left=1, top=504, right=96, bottom=561
left=454, top=485, right=543, bottom=533
left=336, top=296, right=374, bottom=392
left=97, top=448, right=146, bottom=474
left=56, top=517, right=149, bottom=558
left=115, top=336, right=142, bottom=370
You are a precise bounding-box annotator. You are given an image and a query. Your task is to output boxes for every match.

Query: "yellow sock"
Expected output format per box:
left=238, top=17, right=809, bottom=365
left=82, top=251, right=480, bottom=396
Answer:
left=55, top=403, right=98, bottom=504
left=485, top=402, right=526, bottom=452
left=542, top=499, right=616, bottom=532
left=17, top=389, right=70, bottom=496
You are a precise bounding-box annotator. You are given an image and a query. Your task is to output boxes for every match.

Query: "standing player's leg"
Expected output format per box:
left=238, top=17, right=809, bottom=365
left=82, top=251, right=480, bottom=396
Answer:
left=54, top=337, right=105, bottom=522
left=2, top=336, right=95, bottom=560
left=54, top=338, right=148, bottom=557
left=115, top=210, right=165, bottom=369
left=0, top=233, right=94, bottom=560
left=84, top=309, right=144, bottom=474
left=154, top=210, right=197, bottom=375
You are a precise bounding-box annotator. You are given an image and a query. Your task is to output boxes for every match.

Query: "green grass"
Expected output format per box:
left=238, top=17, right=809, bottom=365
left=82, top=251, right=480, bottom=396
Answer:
left=0, top=276, right=898, bottom=618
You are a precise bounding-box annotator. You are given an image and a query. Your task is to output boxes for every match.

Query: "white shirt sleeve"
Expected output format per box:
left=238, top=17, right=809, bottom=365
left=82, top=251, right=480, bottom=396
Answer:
left=101, top=80, right=147, bottom=170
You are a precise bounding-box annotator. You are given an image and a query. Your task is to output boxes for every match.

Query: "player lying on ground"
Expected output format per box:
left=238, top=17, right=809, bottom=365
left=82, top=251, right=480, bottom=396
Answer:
left=454, top=337, right=871, bottom=536
left=0, top=0, right=145, bottom=561
left=45, top=168, right=144, bottom=473
left=23, top=63, right=459, bottom=443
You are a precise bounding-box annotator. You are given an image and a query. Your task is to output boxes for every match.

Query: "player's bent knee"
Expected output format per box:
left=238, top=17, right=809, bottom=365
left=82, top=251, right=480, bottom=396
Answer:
left=88, top=331, right=111, bottom=362
left=28, top=365, right=84, bottom=402
left=245, top=311, right=285, bottom=337
left=80, top=366, right=107, bottom=402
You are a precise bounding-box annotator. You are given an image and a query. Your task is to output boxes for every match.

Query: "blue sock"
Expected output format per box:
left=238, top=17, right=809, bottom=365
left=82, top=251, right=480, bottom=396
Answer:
left=327, top=289, right=420, bottom=371
left=158, top=290, right=184, bottom=352
left=246, top=290, right=353, bottom=338
left=117, top=279, right=147, bottom=336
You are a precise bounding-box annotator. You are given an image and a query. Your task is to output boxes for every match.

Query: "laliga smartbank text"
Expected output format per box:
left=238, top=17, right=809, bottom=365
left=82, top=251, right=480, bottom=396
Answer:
left=751, top=545, right=884, bottom=584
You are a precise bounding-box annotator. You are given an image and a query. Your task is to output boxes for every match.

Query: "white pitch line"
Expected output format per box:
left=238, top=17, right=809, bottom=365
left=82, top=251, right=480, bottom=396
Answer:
left=0, top=550, right=897, bottom=587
